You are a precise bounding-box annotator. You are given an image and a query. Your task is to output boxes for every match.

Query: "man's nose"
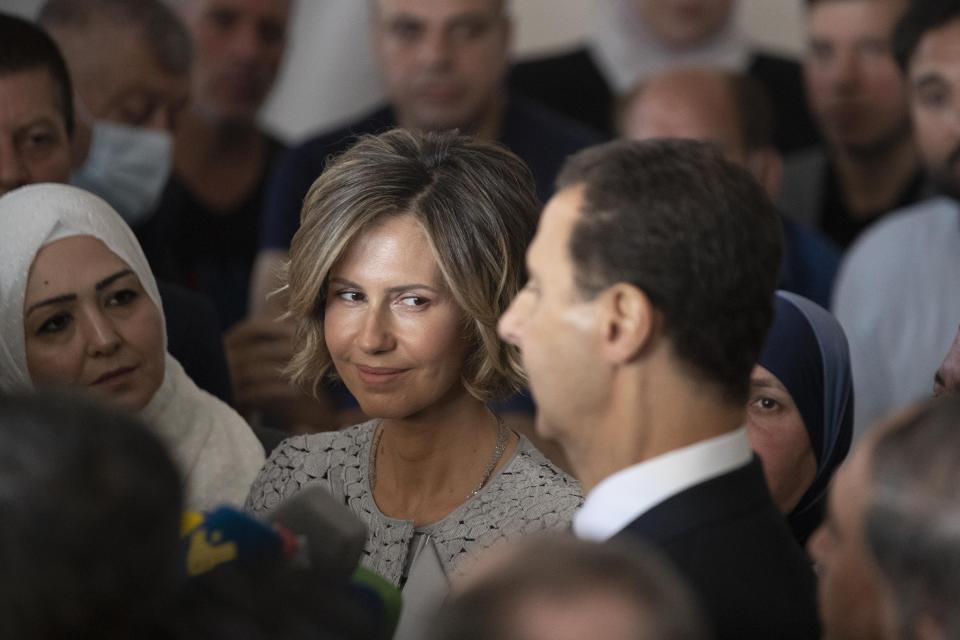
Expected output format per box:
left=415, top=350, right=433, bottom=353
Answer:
left=228, top=22, right=263, bottom=63
left=497, top=297, right=524, bottom=347
left=417, top=29, right=453, bottom=68
left=829, top=48, right=860, bottom=89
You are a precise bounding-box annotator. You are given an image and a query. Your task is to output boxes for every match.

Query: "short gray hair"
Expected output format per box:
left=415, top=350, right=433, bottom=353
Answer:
left=38, top=0, right=191, bottom=75
left=431, top=535, right=710, bottom=640
left=865, top=396, right=960, bottom=638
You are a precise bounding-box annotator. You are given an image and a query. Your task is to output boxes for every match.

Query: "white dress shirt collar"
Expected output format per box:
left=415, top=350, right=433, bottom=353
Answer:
left=573, top=427, right=752, bottom=542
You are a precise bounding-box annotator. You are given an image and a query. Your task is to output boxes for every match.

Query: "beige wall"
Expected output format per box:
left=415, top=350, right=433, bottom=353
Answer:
left=512, top=0, right=805, bottom=58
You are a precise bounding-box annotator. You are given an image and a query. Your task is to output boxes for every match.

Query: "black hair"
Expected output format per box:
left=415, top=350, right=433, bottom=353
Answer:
left=893, top=0, right=960, bottom=72
left=557, top=139, right=783, bottom=404
left=0, top=391, right=183, bottom=639
left=0, top=12, right=74, bottom=136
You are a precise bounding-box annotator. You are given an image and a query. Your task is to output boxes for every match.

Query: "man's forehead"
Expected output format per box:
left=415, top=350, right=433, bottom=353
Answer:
left=630, top=78, right=740, bottom=147
left=807, top=0, right=904, bottom=33
left=194, top=0, right=291, bottom=12
left=0, top=68, right=63, bottom=115
left=530, top=185, right=583, bottom=262
left=909, top=18, right=960, bottom=78
left=375, top=0, right=503, bottom=21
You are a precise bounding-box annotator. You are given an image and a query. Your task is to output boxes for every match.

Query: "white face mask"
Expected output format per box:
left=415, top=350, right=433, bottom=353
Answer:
left=70, top=121, right=173, bottom=227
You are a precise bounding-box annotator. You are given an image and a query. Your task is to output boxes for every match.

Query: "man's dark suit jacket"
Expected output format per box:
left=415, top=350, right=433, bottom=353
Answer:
left=157, top=281, right=232, bottom=405
left=615, top=457, right=820, bottom=640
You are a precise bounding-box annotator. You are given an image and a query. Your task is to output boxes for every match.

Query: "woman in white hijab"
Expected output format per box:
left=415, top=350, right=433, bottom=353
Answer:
left=0, top=183, right=264, bottom=510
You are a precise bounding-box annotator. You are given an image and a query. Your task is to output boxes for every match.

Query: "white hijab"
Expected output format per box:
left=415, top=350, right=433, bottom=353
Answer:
left=590, top=0, right=752, bottom=94
left=0, top=183, right=264, bottom=510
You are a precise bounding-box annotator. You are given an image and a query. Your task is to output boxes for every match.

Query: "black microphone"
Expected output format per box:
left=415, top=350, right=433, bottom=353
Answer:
left=267, top=485, right=367, bottom=577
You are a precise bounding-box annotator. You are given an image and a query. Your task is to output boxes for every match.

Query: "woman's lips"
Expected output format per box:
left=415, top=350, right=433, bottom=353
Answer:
left=354, top=365, right=408, bottom=384
left=92, top=365, right=137, bottom=386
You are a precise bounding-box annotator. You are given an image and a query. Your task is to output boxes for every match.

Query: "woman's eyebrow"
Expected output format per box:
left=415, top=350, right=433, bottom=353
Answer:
left=26, top=293, right=76, bottom=317
left=26, top=269, right=135, bottom=317
left=329, top=276, right=440, bottom=294
left=95, top=269, right=135, bottom=291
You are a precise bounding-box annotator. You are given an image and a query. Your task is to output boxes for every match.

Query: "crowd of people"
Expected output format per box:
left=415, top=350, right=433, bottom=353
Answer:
left=1, top=0, right=959, bottom=638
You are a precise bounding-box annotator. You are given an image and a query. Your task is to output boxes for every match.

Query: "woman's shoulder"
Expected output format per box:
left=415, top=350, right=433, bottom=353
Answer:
left=273, top=420, right=377, bottom=457
left=473, top=434, right=583, bottom=525
left=245, top=420, right=377, bottom=516
left=430, top=434, right=583, bottom=577
left=506, top=435, right=582, bottom=493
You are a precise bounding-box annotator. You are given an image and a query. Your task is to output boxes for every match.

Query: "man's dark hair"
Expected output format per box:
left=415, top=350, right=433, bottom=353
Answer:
left=0, top=392, right=184, bottom=639
left=892, top=0, right=960, bottom=72
left=0, top=12, right=74, bottom=136
left=38, top=0, right=192, bottom=76
left=557, top=139, right=782, bottom=403
left=865, top=396, right=960, bottom=638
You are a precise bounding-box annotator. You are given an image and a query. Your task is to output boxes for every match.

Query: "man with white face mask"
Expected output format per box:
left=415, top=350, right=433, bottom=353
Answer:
left=0, top=11, right=233, bottom=409
left=38, top=0, right=190, bottom=228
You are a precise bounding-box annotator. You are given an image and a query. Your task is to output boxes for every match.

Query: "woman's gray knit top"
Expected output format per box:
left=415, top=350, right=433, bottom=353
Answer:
left=245, top=420, right=583, bottom=586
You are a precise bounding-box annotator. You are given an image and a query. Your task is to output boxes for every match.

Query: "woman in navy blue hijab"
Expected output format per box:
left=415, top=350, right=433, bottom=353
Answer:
left=747, top=291, right=854, bottom=546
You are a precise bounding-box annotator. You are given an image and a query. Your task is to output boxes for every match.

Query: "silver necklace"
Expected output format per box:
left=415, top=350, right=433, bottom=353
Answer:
left=369, top=414, right=509, bottom=499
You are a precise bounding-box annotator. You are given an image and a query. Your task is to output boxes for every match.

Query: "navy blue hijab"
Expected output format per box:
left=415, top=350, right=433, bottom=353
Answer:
left=758, top=291, right=854, bottom=545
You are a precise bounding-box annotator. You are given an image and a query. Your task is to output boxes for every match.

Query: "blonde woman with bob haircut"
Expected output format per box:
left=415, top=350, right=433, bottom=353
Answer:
left=246, top=129, right=581, bottom=589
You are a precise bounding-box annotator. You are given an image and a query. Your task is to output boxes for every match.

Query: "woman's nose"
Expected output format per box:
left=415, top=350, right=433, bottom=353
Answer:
left=82, top=308, right=122, bottom=357
left=357, top=306, right=396, bottom=354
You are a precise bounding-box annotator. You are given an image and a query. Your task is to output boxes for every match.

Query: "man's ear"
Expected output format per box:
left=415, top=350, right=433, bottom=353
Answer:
left=599, top=284, right=657, bottom=364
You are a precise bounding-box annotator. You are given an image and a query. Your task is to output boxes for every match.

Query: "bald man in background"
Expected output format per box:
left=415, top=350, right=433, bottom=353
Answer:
left=619, top=67, right=841, bottom=307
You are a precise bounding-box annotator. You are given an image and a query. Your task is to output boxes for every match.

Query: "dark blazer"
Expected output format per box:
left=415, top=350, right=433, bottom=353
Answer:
left=157, top=281, right=233, bottom=405
left=615, top=457, right=820, bottom=640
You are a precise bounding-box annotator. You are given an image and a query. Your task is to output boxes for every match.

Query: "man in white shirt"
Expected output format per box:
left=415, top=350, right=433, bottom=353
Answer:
left=498, top=139, right=818, bottom=640
left=833, top=0, right=960, bottom=439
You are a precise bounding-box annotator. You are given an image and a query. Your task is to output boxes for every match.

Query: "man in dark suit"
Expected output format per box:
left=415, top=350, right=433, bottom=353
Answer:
left=498, top=139, right=819, bottom=639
